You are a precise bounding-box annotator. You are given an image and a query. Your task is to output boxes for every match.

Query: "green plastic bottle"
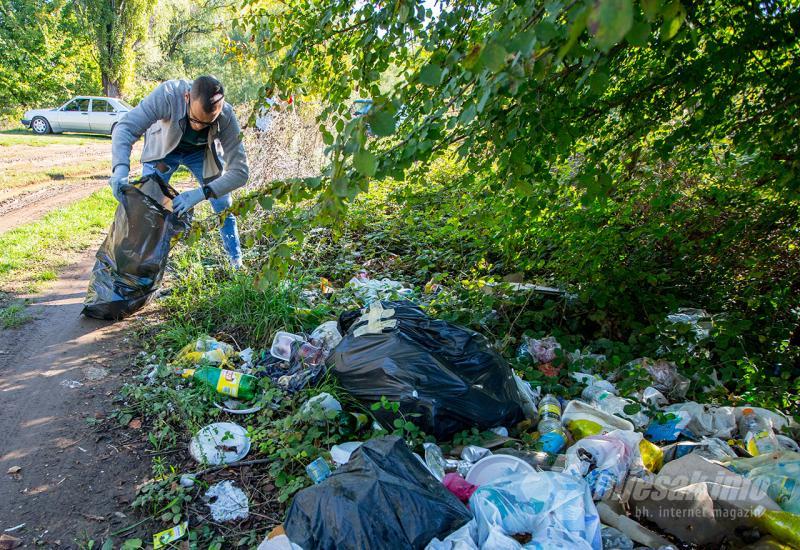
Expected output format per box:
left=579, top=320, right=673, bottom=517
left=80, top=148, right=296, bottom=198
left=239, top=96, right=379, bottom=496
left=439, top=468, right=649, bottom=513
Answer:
left=752, top=505, right=800, bottom=548
left=181, top=367, right=259, bottom=400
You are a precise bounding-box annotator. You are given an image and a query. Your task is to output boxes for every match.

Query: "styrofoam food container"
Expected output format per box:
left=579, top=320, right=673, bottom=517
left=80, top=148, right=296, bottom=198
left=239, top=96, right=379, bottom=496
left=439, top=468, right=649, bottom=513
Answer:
left=270, top=331, right=305, bottom=361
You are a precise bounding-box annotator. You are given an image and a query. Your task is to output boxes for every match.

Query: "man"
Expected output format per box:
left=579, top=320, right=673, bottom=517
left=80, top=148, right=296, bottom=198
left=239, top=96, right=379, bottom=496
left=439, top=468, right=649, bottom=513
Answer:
left=109, top=76, right=248, bottom=268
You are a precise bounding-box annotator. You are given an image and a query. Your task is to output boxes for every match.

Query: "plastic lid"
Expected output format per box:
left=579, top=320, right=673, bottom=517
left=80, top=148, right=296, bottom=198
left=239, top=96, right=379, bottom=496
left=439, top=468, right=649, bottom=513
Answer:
left=465, top=454, right=536, bottom=486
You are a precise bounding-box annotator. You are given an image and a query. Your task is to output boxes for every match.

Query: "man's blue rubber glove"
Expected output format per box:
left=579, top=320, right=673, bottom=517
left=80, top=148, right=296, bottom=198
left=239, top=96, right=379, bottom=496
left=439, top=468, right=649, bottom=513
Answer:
left=173, top=188, right=205, bottom=216
left=109, top=166, right=129, bottom=202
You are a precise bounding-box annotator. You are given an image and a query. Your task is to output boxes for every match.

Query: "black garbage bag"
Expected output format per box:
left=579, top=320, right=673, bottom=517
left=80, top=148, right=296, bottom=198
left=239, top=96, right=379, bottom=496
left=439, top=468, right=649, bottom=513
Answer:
left=329, top=300, right=525, bottom=440
left=82, top=176, right=191, bottom=320
left=284, top=436, right=471, bottom=550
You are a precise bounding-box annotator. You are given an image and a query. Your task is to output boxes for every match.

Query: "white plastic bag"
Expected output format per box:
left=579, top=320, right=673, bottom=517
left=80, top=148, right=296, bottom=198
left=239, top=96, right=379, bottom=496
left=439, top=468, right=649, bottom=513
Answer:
left=427, top=471, right=601, bottom=550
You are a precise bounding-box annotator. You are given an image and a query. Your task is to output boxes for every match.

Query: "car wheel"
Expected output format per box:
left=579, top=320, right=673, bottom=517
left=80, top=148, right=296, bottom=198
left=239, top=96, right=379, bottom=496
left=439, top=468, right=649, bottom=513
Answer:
left=31, top=117, right=51, bottom=135
left=110, top=122, right=117, bottom=136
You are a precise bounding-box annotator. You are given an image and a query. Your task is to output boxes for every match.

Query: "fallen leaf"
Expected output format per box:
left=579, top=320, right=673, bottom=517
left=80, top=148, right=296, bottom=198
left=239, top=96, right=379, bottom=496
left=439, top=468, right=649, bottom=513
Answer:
left=128, top=418, right=142, bottom=430
left=0, top=534, right=22, bottom=549
left=6, top=466, right=21, bottom=475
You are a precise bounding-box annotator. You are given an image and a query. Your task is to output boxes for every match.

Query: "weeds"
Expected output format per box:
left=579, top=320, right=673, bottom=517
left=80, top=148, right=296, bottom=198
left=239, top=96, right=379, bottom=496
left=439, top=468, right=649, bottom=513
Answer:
left=0, top=300, right=31, bottom=328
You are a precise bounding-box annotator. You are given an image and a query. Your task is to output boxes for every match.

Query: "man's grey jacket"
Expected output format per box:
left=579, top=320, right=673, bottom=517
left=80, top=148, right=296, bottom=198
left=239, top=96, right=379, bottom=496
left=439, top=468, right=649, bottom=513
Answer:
left=111, top=79, right=248, bottom=197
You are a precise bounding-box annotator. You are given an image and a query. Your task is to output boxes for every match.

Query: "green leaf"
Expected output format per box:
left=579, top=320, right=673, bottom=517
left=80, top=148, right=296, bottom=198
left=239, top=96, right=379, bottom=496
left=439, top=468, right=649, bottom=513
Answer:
left=533, top=21, right=559, bottom=43
left=623, top=403, right=642, bottom=415
left=588, top=71, right=609, bottom=94
left=588, top=0, right=633, bottom=52
left=459, top=104, right=477, bottom=124
left=507, top=30, right=536, bottom=56
left=353, top=149, right=378, bottom=176
left=101, top=540, right=114, bottom=550
left=419, top=63, right=443, bottom=86
left=479, top=42, right=507, bottom=72
left=641, top=0, right=661, bottom=22
left=661, top=1, right=686, bottom=40
left=258, top=195, right=274, bottom=211
left=626, top=20, right=651, bottom=47
left=370, top=110, right=395, bottom=137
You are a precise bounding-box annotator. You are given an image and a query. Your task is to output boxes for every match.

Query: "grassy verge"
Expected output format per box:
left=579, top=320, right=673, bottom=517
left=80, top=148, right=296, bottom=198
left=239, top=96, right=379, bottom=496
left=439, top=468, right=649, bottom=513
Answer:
left=0, top=187, right=117, bottom=293
left=0, top=128, right=109, bottom=147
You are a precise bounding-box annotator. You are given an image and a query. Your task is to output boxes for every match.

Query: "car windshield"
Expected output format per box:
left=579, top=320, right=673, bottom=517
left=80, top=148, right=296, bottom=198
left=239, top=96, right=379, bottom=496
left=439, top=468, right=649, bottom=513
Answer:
left=117, top=100, right=135, bottom=110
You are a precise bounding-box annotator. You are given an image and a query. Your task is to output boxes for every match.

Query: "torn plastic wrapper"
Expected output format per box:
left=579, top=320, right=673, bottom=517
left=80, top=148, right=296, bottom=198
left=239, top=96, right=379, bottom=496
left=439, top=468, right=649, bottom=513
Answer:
left=205, top=480, right=249, bottom=522
left=83, top=176, right=191, bottom=320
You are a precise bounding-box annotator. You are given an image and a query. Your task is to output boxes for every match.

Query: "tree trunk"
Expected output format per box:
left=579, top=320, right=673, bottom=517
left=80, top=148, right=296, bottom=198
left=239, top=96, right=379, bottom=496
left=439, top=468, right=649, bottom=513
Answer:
left=102, top=73, right=121, bottom=98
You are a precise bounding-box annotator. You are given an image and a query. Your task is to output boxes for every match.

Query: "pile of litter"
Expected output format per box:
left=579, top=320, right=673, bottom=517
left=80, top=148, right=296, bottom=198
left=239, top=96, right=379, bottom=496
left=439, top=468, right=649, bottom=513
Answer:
left=141, top=277, right=800, bottom=550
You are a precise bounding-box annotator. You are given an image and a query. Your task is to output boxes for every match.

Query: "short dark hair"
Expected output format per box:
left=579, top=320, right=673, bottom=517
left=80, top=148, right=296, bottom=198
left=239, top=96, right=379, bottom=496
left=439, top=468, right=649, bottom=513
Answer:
left=191, top=76, right=225, bottom=113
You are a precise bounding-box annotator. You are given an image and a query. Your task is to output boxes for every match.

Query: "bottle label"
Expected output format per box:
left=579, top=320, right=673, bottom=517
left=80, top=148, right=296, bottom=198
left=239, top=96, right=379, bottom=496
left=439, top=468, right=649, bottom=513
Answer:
left=539, top=403, right=561, bottom=419
left=745, top=431, right=776, bottom=456
left=216, top=369, right=242, bottom=398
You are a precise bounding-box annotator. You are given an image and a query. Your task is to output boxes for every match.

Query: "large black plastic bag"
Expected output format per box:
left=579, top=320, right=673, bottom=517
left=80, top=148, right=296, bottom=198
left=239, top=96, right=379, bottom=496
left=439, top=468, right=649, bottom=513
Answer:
left=329, top=300, right=525, bottom=440
left=82, top=176, right=191, bottom=320
left=284, top=436, right=471, bottom=549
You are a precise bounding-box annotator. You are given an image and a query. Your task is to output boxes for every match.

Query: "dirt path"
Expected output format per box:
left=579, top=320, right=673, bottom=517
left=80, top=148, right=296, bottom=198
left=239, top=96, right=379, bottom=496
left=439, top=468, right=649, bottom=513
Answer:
left=0, top=179, right=107, bottom=234
left=0, top=250, right=151, bottom=548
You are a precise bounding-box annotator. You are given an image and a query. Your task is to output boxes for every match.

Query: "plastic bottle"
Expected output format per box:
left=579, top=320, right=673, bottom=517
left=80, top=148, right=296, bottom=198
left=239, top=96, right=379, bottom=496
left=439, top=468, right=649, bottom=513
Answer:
left=581, top=385, right=649, bottom=427
left=181, top=367, right=259, bottom=400
left=739, top=408, right=781, bottom=456
left=538, top=394, right=561, bottom=421
left=535, top=395, right=566, bottom=453
left=751, top=505, right=800, bottom=548
left=423, top=443, right=446, bottom=481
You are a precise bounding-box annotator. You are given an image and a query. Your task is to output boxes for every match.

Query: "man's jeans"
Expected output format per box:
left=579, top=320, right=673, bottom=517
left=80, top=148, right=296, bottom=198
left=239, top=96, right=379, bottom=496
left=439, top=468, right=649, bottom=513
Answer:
left=141, top=148, right=242, bottom=262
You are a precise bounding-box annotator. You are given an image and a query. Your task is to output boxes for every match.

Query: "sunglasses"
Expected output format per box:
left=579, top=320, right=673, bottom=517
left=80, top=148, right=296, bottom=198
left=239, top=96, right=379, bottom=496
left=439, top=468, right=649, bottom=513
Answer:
left=187, top=99, right=220, bottom=128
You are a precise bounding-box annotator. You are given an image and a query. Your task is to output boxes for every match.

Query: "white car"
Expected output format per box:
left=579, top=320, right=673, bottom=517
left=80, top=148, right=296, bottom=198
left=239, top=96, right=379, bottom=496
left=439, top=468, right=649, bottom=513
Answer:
left=21, top=96, right=134, bottom=135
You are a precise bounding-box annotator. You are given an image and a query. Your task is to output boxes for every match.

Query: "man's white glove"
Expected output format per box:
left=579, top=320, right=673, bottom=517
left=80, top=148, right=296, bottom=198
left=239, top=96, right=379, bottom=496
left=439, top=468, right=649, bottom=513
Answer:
left=173, top=188, right=205, bottom=216
left=109, top=166, right=129, bottom=202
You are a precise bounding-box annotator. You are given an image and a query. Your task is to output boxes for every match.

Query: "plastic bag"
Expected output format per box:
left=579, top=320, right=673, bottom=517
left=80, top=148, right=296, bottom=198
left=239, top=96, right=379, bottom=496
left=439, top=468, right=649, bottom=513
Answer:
left=329, top=301, right=525, bottom=439
left=564, top=430, right=640, bottom=500
left=522, top=335, right=561, bottom=364
left=284, top=436, right=471, bottom=550
left=83, top=176, right=190, bottom=320
left=663, top=402, right=736, bottom=439
left=635, top=358, right=690, bottom=400
left=427, top=471, right=601, bottom=549
left=175, top=336, right=236, bottom=366
left=726, top=451, right=800, bottom=514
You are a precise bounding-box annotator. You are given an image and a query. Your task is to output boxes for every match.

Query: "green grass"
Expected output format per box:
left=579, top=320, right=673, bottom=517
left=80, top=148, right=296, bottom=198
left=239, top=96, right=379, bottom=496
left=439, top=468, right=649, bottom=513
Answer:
left=0, top=187, right=117, bottom=291
left=0, top=129, right=109, bottom=147
left=0, top=300, right=32, bottom=328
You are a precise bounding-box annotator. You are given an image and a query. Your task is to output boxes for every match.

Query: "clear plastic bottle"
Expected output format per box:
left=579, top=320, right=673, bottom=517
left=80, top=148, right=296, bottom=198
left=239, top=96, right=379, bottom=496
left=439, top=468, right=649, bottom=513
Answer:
left=538, top=394, right=561, bottom=421
left=581, top=385, right=649, bottom=427
left=536, top=395, right=566, bottom=453
left=739, top=408, right=781, bottom=456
